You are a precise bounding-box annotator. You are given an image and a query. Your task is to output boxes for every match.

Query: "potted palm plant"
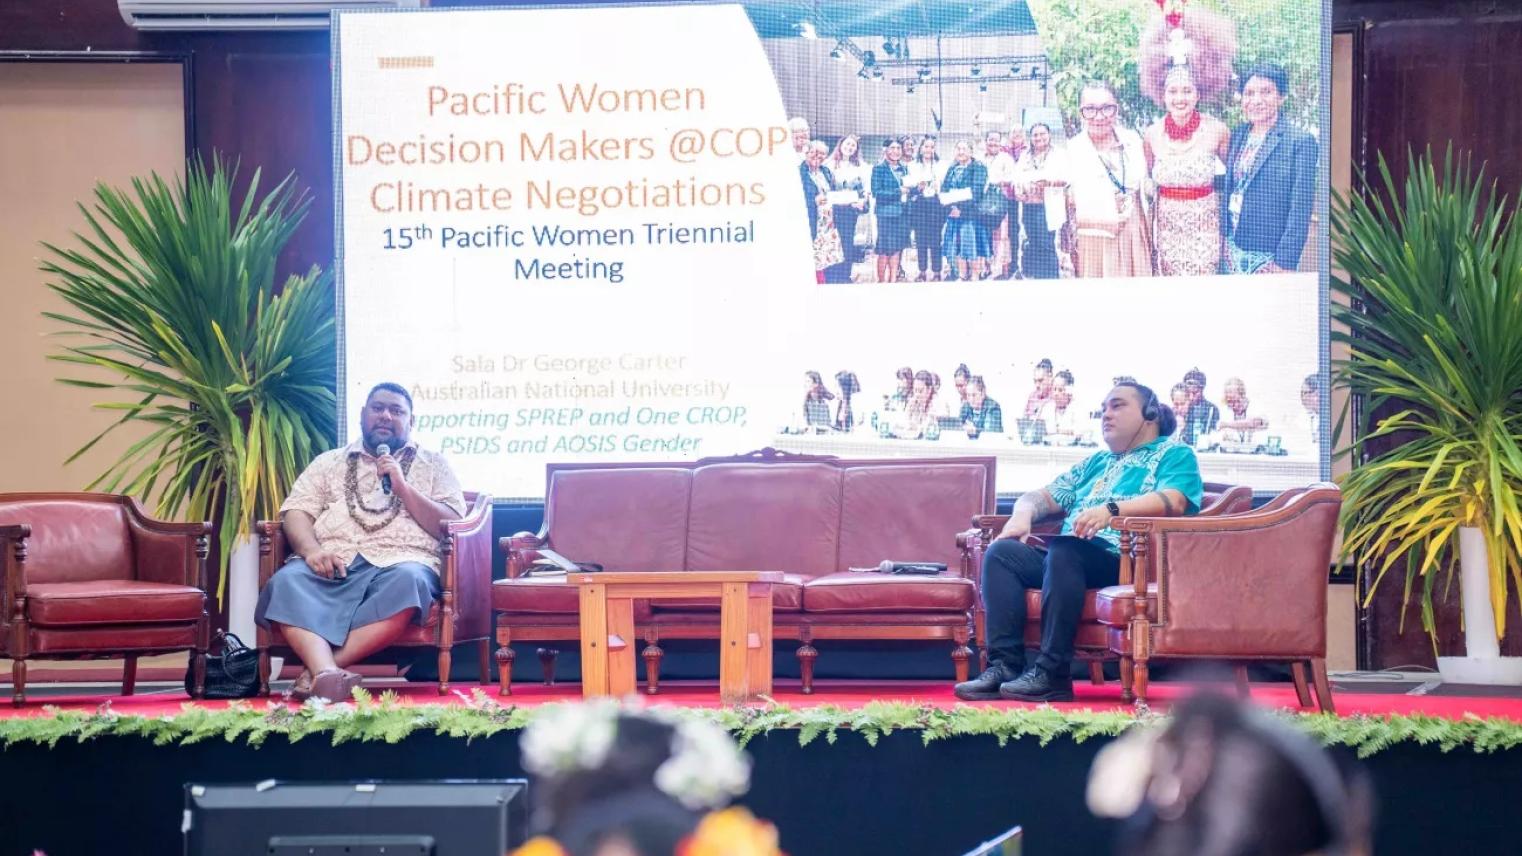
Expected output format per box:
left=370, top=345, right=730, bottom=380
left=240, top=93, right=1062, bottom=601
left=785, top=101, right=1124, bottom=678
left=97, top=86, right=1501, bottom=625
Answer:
left=1332, top=148, right=1522, bottom=684
left=40, top=156, right=336, bottom=641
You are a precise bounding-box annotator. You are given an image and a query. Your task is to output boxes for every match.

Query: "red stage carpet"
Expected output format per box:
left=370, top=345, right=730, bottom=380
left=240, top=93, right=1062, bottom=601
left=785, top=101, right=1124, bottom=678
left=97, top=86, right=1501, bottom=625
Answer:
left=4, top=678, right=1521, bottom=722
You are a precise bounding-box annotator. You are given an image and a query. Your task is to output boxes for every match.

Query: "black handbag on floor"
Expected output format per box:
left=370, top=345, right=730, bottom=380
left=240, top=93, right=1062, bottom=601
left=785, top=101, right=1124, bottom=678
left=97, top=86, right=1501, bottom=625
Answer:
left=188, top=630, right=261, bottom=699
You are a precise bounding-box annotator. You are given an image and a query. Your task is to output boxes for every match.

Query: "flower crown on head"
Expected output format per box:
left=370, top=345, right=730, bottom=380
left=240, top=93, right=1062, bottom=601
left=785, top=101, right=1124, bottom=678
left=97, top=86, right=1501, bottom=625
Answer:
left=1139, top=1, right=1238, bottom=106
left=519, top=699, right=753, bottom=811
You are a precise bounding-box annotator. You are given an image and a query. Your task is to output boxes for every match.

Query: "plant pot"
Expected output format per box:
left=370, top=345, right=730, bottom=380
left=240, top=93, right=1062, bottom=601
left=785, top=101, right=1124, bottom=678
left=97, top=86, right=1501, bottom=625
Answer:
left=1436, top=527, right=1522, bottom=685
left=225, top=534, right=261, bottom=645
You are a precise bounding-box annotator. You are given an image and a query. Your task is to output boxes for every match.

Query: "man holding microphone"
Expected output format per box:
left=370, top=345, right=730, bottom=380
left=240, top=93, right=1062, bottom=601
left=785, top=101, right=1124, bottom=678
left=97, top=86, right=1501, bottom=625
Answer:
left=255, top=382, right=464, bottom=702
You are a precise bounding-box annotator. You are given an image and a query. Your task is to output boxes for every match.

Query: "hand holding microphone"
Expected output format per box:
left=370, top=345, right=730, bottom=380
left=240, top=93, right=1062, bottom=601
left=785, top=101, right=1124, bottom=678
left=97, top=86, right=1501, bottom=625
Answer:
left=376, top=443, right=397, bottom=495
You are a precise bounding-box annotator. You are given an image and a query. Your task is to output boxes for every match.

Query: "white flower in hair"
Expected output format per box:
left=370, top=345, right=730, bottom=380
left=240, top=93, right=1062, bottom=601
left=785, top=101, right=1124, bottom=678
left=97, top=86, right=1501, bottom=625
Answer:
left=1167, top=28, right=1195, bottom=67
left=520, top=698, right=619, bottom=776
left=653, top=718, right=752, bottom=810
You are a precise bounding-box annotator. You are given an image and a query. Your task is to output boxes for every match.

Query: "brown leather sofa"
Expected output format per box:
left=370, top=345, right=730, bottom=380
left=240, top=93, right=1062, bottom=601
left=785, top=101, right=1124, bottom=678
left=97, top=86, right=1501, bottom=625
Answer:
left=494, top=450, right=995, bottom=694
left=957, top=483, right=1253, bottom=685
left=0, top=492, right=211, bottom=705
left=1100, top=484, right=1342, bottom=710
left=254, top=491, right=495, bottom=695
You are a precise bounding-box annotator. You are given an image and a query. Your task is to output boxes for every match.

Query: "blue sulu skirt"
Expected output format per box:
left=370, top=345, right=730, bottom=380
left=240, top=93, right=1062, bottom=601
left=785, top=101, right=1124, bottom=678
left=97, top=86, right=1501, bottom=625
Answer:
left=254, top=556, right=440, bottom=647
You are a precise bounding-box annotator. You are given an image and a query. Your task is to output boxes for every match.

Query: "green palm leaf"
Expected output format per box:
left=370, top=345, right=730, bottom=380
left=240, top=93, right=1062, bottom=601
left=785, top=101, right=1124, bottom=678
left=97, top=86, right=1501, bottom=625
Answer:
left=39, top=154, right=336, bottom=603
left=1332, top=146, right=1522, bottom=640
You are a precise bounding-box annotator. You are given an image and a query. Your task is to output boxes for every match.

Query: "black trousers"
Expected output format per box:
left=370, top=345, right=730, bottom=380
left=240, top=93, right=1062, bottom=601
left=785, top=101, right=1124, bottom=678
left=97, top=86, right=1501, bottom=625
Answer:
left=981, top=537, right=1121, bottom=673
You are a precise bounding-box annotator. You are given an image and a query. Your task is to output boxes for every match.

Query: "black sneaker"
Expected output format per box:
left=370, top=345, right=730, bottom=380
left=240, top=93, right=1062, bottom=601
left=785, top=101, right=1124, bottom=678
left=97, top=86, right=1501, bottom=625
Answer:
left=999, top=666, right=1075, bottom=702
left=953, top=661, right=1022, bottom=700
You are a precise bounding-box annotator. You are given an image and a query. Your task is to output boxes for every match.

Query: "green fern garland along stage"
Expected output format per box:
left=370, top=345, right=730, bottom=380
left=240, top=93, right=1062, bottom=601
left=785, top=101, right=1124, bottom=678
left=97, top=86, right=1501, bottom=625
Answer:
left=2, top=690, right=1519, bottom=758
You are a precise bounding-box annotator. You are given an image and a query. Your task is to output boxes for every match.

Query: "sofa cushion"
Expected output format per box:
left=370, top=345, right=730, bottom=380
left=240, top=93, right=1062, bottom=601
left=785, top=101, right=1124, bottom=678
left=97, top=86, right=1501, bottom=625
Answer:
left=544, top=468, right=691, bottom=571
left=0, top=499, right=134, bottom=584
left=803, top=571, right=975, bottom=613
left=24, top=580, right=204, bottom=626
left=651, top=573, right=807, bottom=612
left=1026, top=621, right=1112, bottom=650
left=1022, top=589, right=1105, bottom=623
left=686, top=463, right=842, bottom=578
left=492, top=575, right=654, bottom=619
left=28, top=623, right=200, bottom=654
left=1093, top=584, right=1159, bottom=626
left=837, top=463, right=990, bottom=573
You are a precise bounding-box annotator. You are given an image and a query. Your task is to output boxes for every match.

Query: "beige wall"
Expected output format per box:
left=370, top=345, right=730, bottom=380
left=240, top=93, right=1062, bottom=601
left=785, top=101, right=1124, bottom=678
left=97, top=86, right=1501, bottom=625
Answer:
left=0, top=62, right=186, bottom=493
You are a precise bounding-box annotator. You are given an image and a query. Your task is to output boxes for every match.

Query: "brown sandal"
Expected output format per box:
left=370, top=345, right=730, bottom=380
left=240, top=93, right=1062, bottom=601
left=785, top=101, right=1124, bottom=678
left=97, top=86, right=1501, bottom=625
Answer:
left=310, top=669, right=363, bottom=702
left=284, top=669, right=315, bottom=702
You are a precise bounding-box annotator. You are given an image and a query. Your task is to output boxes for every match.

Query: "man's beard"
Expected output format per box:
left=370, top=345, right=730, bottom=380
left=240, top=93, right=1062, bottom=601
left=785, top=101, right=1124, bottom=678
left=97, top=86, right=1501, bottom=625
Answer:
left=363, top=426, right=402, bottom=449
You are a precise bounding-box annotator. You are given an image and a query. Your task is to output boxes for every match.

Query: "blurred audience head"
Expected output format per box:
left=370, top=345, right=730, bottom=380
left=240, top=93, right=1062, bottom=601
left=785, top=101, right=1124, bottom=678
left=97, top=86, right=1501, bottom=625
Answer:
left=1300, top=374, right=1321, bottom=413
left=804, top=370, right=833, bottom=400
left=1183, top=368, right=1208, bottom=402
left=789, top=117, right=810, bottom=153
left=1088, top=693, right=1373, bottom=856
left=804, top=139, right=828, bottom=168
left=896, top=366, right=915, bottom=395
left=519, top=700, right=765, bottom=856
left=968, top=375, right=989, bottom=407
left=835, top=370, right=860, bottom=399
left=1053, top=370, right=1075, bottom=409
left=1029, top=122, right=1053, bottom=153
left=912, top=369, right=935, bottom=404
left=954, top=362, right=972, bottom=390
left=1033, top=358, right=1056, bottom=393
left=830, top=133, right=861, bottom=166
left=1170, top=383, right=1190, bottom=413
left=1222, top=378, right=1248, bottom=413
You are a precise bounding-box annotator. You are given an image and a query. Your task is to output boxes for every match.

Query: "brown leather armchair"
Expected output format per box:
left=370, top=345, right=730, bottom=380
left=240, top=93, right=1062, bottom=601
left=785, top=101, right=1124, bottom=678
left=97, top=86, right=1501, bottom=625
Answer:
left=958, top=483, right=1253, bottom=682
left=0, top=492, right=210, bottom=705
left=1100, top=484, right=1343, bottom=710
left=255, top=491, right=495, bottom=695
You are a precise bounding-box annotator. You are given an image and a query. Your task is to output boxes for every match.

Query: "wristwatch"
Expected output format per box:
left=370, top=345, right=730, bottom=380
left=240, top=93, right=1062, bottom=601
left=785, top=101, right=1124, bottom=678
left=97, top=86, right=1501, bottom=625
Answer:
left=1105, top=501, right=1122, bottom=518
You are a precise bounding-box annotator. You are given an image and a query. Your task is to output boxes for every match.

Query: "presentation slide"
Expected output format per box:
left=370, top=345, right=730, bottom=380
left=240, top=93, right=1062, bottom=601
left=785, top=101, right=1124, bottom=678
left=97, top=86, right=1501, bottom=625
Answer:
left=334, top=0, right=1328, bottom=499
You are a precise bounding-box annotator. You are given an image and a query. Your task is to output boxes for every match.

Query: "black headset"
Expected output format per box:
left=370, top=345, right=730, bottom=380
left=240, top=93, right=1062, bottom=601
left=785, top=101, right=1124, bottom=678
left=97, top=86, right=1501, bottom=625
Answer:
left=1119, top=381, right=1161, bottom=423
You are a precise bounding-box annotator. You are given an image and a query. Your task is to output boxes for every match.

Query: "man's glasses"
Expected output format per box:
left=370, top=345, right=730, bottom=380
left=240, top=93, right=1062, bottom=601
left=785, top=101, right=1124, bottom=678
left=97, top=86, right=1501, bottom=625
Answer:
left=1079, top=104, right=1119, bottom=118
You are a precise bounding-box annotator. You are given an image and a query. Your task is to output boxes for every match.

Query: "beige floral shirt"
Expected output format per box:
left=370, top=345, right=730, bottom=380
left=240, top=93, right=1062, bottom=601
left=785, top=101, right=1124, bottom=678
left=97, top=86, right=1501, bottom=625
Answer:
left=280, top=440, right=466, bottom=572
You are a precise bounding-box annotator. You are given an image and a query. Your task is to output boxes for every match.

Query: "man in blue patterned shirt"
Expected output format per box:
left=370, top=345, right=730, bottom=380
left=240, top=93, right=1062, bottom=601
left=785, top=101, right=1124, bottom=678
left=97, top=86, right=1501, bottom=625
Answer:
left=955, top=382, right=1204, bottom=702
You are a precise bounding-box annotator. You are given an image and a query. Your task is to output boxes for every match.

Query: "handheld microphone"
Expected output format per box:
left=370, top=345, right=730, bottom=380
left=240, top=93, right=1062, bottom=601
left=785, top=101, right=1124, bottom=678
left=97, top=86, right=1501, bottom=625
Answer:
left=377, top=443, right=392, bottom=494
left=878, top=560, right=947, bottom=575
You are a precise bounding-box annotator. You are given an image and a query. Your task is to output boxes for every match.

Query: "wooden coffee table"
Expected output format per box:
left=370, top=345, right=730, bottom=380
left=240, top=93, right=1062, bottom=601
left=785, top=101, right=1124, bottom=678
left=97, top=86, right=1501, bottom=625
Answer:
left=571, top=571, right=782, bottom=704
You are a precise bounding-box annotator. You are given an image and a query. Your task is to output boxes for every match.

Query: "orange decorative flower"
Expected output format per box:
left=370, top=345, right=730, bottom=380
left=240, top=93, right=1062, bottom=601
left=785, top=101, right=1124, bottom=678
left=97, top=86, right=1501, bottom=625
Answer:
left=676, top=808, right=785, bottom=856
left=508, top=835, right=570, bottom=856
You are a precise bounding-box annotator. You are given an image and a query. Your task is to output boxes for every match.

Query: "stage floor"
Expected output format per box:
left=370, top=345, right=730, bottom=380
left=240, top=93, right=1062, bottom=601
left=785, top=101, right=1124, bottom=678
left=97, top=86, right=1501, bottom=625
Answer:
left=5, top=675, right=1522, bottom=722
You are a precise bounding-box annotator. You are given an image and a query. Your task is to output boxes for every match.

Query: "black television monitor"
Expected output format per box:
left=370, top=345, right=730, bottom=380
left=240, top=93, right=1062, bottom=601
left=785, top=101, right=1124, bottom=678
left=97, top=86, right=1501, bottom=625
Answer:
left=961, top=825, right=1023, bottom=856
left=183, top=779, right=528, bottom=856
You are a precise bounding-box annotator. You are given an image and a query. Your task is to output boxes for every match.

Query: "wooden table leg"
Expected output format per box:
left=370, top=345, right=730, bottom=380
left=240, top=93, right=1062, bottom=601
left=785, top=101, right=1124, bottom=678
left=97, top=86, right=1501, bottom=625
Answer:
left=719, top=582, right=750, bottom=704
left=747, top=583, right=773, bottom=699
left=578, top=583, right=610, bottom=697
left=607, top=595, right=637, bottom=697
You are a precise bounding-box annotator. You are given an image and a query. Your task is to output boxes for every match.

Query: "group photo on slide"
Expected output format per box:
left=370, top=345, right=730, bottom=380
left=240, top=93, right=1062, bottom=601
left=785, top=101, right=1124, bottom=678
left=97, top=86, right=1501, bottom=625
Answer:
left=17, top=0, right=1522, bottom=855
left=783, top=0, right=1319, bottom=285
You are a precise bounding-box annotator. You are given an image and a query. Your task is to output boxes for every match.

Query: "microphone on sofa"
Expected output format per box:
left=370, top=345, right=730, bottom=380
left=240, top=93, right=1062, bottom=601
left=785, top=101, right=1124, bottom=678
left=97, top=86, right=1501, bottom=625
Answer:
left=847, top=561, right=948, bottom=575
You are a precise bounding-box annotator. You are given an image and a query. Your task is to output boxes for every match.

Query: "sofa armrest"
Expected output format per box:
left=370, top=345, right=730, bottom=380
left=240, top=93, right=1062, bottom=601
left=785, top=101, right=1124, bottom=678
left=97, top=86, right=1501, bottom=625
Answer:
left=501, top=531, right=546, bottom=579
left=256, top=520, right=288, bottom=588
left=1, top=524, right=31, bottom=636
left=124, top=498, right=211, bottom=591
left=1113, top=485, right=1342, bottom=638
left=441, top=493, right=494, bottom=639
